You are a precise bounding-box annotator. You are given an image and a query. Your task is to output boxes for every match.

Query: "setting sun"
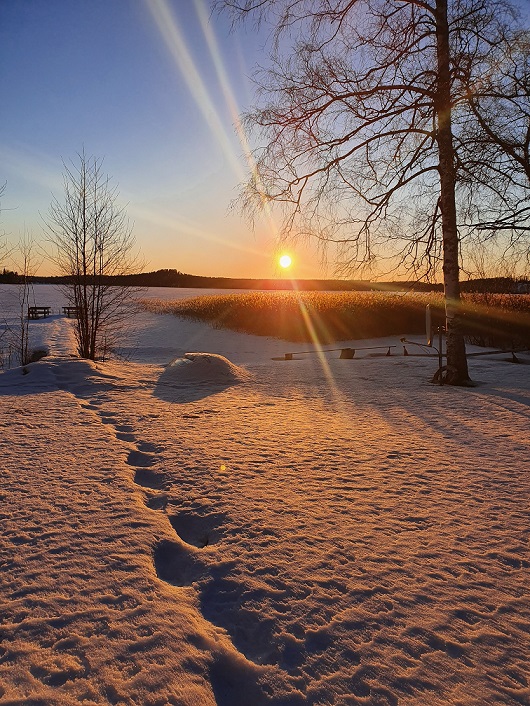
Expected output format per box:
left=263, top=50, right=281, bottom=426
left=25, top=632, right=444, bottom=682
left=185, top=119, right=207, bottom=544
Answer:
left=279, top=254, right=292, bottom=269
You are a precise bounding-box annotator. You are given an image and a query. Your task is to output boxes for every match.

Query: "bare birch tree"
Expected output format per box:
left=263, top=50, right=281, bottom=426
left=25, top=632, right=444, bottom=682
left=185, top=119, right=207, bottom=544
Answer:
left=0, top=235, right=41, bottom=369
left=45, top=152, right=141, bottom=360
left=218, top=0, right=529, bottom=385
left=12, top=235, right=37, bottom=366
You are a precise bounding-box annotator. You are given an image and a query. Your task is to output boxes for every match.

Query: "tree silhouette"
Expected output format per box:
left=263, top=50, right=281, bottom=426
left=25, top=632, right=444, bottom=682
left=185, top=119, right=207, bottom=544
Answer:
left=219, top=0, right=529, bottom=384
left=46, top=152, right=141, bottom=360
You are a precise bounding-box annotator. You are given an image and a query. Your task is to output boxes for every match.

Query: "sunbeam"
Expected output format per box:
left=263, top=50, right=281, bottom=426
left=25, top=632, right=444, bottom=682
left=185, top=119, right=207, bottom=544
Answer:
left=293, top=288, right=344, bottom=400
left=0, top=144, right=64, bottom=193
left=146, top=0, right=281, bottom=245
left=145, top=0, right=244, bottom=180
left=193, top=0, right=281, bottom=241
left=128, top=201, right=270, bottom=260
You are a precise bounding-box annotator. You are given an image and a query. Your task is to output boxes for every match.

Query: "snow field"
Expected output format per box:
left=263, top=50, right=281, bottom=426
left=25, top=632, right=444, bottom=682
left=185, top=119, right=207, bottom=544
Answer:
left=1, top=285, right=529, bottom=704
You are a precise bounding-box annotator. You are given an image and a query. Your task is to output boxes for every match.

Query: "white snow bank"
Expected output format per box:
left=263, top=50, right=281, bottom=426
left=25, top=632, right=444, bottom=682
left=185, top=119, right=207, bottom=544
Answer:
left=164, top=353, right=251, bottom=384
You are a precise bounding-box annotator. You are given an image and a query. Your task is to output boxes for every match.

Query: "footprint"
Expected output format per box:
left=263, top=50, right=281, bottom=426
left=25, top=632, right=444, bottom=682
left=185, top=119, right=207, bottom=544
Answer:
left=209, top=653, right=272, bottom=706
left=134, top=469, right=169, bottom=490
left=152, top=538, right=277, bottom=672
left=100, top=416, right=116, bottom=425
left=116, top=432, right=136, bottom=443
left=168, top=510, right=227, bottom=549
left=116, top=424, right=135, bottom=433
left=199, top=571, right=281, bottom=666
left=137, top=441, right=161, bottom=453
left=153, top=540, right=205, bottom=586
left=145, top=494, right=168, bottom=511
left=127, top=450, right=155, bottom=467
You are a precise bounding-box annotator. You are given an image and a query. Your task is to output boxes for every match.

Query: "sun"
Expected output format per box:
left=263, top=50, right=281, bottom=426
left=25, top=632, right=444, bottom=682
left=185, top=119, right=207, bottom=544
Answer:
left=279, top=254, right=292, bottom=269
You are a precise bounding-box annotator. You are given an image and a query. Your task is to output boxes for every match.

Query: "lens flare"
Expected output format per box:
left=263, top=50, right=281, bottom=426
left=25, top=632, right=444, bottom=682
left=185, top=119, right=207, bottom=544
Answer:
left=145, top=0, right=280, bottom=240
left=145, top=0, right=242, bottom=178
left=292, top=289, right=344, bottom=402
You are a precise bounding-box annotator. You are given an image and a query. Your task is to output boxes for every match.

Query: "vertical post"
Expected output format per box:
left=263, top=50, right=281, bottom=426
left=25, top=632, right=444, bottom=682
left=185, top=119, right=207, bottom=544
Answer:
left=438, top=326, right=444, bottom=386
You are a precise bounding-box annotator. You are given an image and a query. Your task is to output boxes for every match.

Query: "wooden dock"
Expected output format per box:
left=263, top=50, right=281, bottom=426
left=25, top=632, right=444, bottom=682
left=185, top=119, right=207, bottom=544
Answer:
left=62, top=306, right=80, bottom=318
left=28, top=306, right=51, bottom=320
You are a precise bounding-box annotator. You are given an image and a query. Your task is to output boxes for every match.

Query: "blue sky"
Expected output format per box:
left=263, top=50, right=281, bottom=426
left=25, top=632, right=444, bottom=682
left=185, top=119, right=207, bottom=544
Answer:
left=0, top=0, right=323, bottom=278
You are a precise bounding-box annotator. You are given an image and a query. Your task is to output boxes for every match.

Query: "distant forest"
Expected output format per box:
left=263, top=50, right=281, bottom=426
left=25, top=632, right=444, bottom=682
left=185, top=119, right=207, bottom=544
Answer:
left=0, top=267, right=528, bottom=293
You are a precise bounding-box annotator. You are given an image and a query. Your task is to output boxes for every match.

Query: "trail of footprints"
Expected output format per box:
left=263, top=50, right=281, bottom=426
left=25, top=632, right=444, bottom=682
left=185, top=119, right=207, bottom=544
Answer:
left=79, top=398, right=277, bottom=674
left=50, top=367, right=281, bottom=691
left=83, top=400, right=217, bottom=543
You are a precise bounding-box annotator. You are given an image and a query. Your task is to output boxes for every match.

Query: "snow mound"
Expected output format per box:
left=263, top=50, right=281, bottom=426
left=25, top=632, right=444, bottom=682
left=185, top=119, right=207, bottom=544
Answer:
left=164, top=352, right=251, bottom=384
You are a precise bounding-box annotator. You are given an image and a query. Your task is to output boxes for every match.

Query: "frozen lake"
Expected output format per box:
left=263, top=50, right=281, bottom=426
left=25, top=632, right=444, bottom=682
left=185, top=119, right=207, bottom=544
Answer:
left=0, top=283, right=247, bottom=317
left=0, top=284, right=294, bottom=366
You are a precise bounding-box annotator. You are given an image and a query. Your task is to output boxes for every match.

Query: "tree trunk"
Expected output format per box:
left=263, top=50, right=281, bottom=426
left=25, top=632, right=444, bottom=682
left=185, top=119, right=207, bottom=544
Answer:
left=434, top=0, right=471, bottom=385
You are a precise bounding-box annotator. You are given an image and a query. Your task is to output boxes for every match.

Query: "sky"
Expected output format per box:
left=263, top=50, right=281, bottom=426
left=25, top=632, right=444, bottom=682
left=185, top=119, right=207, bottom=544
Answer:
left=0, top=0, right=324, bottom=279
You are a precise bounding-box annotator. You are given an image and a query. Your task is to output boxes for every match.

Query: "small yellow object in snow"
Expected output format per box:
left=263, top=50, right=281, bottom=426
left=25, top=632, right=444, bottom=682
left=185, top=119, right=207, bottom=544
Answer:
left=220, top=464, right=226, bottom=472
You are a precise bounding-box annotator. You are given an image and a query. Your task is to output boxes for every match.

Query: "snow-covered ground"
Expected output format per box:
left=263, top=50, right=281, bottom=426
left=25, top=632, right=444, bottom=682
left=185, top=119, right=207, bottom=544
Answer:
left=1, top=285, right=529, bottom=705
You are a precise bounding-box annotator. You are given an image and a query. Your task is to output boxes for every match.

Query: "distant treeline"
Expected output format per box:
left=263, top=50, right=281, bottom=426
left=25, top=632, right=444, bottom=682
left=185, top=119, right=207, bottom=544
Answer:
left=0, top=268, right=528, bottom=293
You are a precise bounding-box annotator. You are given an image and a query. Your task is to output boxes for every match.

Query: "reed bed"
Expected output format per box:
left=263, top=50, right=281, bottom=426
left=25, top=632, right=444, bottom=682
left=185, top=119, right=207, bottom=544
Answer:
left=141, top=291, right=530, bottom=347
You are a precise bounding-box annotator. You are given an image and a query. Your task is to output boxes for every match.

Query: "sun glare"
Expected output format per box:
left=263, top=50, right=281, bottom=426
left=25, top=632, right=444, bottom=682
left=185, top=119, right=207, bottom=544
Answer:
left=279, top=254, right=292, bottom=269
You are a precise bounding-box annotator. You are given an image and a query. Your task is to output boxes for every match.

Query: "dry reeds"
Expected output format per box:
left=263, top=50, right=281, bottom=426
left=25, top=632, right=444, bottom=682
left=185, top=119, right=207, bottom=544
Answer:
left=141, top=291, right=530, bottom=347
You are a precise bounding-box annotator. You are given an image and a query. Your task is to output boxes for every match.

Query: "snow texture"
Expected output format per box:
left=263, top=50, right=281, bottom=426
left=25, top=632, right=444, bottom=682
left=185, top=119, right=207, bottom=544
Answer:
left=0, top=284, right=529, bottom=705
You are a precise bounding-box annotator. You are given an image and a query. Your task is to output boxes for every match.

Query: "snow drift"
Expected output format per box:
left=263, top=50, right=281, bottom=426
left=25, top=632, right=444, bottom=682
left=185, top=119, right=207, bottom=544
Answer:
left=163, top=352, right=251, bottom=385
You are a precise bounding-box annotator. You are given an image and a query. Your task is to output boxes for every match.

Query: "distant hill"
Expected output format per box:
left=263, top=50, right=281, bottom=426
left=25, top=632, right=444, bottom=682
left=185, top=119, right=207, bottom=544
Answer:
left=1, top=268, right=527, bottom=293
left=2, top=268, right=439, bottom=291
left=460, top=277, right=530, bottom=293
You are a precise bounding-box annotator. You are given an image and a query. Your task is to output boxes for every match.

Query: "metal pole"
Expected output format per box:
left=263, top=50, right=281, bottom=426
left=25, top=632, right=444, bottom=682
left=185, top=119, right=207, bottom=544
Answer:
left=438, top=326, right=444, bottom=385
